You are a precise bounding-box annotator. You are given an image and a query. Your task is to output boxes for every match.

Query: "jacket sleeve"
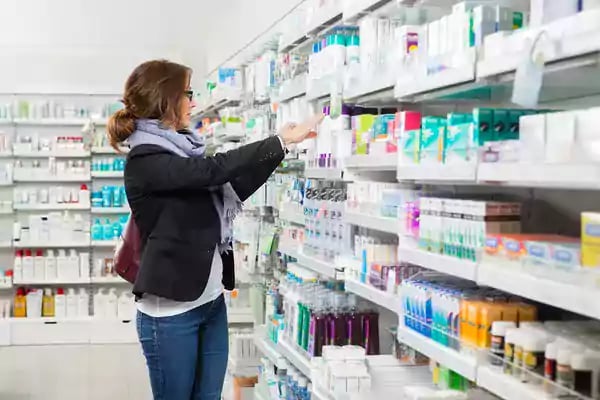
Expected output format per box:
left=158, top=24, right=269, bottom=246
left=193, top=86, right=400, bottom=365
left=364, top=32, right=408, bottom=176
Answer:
left=127, top=136, right=284, bottom=193
left=230, top=140, right=285, bottom=201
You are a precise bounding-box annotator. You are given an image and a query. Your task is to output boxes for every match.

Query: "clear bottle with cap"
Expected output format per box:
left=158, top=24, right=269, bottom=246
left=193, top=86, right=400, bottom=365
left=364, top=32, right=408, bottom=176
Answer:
left=276, top=359, right=288, bottom=398
left=490, top=321, right=517, bottom=366
left=521, top=331, right=547, bottom=382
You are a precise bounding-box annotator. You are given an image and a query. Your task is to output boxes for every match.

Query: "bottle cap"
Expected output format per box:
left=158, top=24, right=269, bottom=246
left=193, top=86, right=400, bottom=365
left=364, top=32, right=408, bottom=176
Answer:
left=491, top=321, right=517, bottom=337
left=36, top=250, right=43, bottom=257
left=56, top=288, right=65, bottom=295
left=24, top=250, right=32, bottom=257
left=80, top=184, right=88, bottom=190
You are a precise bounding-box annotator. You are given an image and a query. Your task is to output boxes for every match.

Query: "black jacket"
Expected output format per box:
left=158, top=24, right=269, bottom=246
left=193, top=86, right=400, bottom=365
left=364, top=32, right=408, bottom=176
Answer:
left=124, top=136, right=285, bottom=301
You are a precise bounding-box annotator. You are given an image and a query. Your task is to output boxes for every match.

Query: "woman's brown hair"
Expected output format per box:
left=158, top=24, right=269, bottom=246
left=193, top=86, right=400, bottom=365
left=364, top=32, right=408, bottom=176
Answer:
left=107, top=59, right=192, bottom=151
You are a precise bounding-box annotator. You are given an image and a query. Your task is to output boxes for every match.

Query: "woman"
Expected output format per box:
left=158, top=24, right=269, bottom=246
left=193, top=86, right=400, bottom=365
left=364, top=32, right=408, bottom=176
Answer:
left=107, top=59, right=321, bottom=400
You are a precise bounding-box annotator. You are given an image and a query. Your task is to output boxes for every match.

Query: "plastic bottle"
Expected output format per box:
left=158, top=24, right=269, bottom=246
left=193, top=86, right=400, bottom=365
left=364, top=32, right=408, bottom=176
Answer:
left=297, top=376, right=308, bottom=400
left=26, top=288, right=42, bottom=318
left=276, top=359, right=288, bottom=399
left=117, top=291, right=133, bottom=320
left=91, top=218, right=103, bottom=241
left=103, top=218, right=113, bottom=240
left=346, top=34, right=360, bottom=65
left=79, top=184, right=89, bottom=207
left=42, top=288, right=55, bottom=317
left=33, top=250, right=45, bottom=281
left=66, top=288, right=78, bottom=318
left=308, top=295, right=326, bottom=357
left=94, top=289, right=106, bottom=318
left=346, top=294, right=362, bottom=346
left=13, top=287, right=27, bottom=317
left=78, top=288, right=89, bottom=317
left=572, top=353, right=595, bottom=398
left=79, top=252, right=90, bottom=278
left=106, top=288, right=118, bottom=318
left=101, top=186, right=111, bottom=208
left=22, top=250, right=34, bottom=281
left=13, top=251, right=23, bottom=282
left=68, top=250, right=79, bottom=279
left=44, top=250, right=57, bottom=281
left=557, top=347, right=575, bottom=389
left=54, top=288, right=66, bottom=318
left=112, top=185, right=122, bottom=207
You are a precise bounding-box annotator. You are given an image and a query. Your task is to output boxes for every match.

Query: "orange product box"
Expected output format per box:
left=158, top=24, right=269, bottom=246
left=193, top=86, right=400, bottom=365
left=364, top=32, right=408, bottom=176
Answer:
left=517, top=302, right=538, bottom=323
left=501, top=303, right=519, bottom=323
left=478, top=303, right=503, bottom=349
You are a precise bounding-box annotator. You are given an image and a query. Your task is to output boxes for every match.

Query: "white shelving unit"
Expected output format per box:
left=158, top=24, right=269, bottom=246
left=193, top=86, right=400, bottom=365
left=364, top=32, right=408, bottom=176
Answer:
left=91, top=207, right=130, bottom=214
left=344, top=211, right=398, bottom=235
left=91, top=171, right=123, bottom=179
left=14, top=203, right=90, bottom=211
left=344, top=153, right=397, bottom=171
left=279, top=245, right=340, bottom=279
left=397, top=247, right=478, bottom=282
left=344, top=278, right=400, bottom=314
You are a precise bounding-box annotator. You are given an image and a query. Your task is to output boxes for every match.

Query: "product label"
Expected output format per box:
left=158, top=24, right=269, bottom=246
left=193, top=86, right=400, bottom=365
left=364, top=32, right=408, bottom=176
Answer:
left=585, top=224, right=600, bottom=237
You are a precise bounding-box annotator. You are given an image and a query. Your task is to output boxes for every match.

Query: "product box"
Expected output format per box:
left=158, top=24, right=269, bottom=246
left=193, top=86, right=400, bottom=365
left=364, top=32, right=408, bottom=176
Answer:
left=400, top=129, right=420, bottom=165
left=574, top=107, right=600, bottom=163
left=492, top=109, right=508, bottom=142
left=518, top=113, right=546, bottom=162
left=472, top=5, right=496, bottom=47
left=473, top=108, right=493, bottom=146
left=353, top=114, right=376, bottom=155
left=419, top=117, right=445, bottom=164
left=494, top=6, right=514, bottom=32
left=530, top=0, right=579, bottom=28
left=545, top=111, right=575, bottom=163
left=553, top=243, right=581, bottom=270
left=582, top=212, right=600, bottom=267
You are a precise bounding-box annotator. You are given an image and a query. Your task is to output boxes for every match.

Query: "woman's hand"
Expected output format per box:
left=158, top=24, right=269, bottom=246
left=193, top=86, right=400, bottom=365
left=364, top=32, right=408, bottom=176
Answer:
left=280, top=113, right=325, bottom=145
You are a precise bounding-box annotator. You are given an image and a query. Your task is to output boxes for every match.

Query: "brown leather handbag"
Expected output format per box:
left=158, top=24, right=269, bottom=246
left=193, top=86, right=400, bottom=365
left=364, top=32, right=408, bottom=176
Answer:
left=114, top=215, right=141, bottom=284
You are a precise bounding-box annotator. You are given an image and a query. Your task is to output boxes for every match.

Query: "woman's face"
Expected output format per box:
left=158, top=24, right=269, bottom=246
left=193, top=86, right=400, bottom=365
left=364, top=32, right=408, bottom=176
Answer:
left=180, top=81, right=196, bottom=128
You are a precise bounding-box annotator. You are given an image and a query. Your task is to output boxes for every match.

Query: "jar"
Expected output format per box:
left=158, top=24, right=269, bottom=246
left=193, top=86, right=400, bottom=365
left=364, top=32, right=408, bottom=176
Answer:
left=490, top=321, right=516, bottom=366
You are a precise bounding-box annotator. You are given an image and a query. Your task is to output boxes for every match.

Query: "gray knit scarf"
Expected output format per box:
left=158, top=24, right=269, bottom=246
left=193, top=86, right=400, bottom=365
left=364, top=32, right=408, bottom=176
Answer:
left=128, top=119, right=241, bottom=251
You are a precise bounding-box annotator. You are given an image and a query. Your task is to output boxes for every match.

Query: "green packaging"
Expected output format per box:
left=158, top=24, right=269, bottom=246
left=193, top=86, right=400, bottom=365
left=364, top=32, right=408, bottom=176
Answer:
left=513, top=11, right=524, bottom=29
left=401, top=129, right=421, bottom=164
left=420, top=117, right=445, bottom=163
left=473, top=108, right=493, bottom=145
left=507, top=110, right=524, bottom=140
left=492, top=109, right=509, bottom=142
left=354, top=114, right=376, bottom=155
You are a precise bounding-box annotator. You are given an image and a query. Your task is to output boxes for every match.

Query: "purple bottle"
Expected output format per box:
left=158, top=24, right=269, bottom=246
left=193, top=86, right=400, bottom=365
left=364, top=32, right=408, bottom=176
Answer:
left=307, top=296, right=327, bottom=357
left=346, top=294, right=362, bottom=345
left=362, top=309, right=380, bottom=355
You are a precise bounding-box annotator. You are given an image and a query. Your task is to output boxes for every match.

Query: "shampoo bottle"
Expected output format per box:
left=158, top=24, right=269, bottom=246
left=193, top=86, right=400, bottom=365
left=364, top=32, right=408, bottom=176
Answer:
left=56, top=249, right=68, bottom=279
left=94, top=289, right=106, bottom=319
left=106, top=288, right=118, bottom=319
left=117, top=291, right=133, bottom=320
left=66, top=288, right=78, bottom=318
left=42, top=288, right=55, bottom=317
left=78, top=288, right=89, bottom=317
left=68, top=250, right=79, bottom=279
left=33, top=250, right=45, bottom=281
left=45, top=250, right=57, bottom=281
left=13, top=251, right=23, bottom=282
left=54, top=288, right=66, bottom=318
left=91, top=219, right=102, bottom=241
left=13, top=287, right=27, bottom=318
left=79, top=252, right=90, bottom=278
left=22, top=250, right=34, bottom=281
left=103, top=218, right=113, bottom=240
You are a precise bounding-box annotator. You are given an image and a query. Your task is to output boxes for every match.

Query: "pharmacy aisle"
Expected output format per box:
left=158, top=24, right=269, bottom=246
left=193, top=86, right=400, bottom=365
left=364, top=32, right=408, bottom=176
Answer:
left=204, top=0, right=600, bottom=399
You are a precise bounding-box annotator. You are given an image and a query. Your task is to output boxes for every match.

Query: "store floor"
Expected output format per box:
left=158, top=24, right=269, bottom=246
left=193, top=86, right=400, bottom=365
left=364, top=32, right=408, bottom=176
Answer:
left=0, top=344, right=152, bottom=399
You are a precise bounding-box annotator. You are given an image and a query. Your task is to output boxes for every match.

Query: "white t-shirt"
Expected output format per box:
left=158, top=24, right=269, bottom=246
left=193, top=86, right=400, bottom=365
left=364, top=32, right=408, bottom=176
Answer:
left=136, top=246, right=224, bottom=318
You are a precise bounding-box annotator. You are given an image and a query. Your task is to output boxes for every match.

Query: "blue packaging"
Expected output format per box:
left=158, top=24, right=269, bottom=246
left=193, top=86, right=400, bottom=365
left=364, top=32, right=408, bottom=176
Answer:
left=101, top=186, right=112, bottom=208
left=112, top=186, right=122, bottom=208
left=103, top=219, right=113, bottom=240
left=91, top=191, right=103, bottom=208
left=112, top=221, right=122, bottom=238
left=91, top=219, right=103, bottom=241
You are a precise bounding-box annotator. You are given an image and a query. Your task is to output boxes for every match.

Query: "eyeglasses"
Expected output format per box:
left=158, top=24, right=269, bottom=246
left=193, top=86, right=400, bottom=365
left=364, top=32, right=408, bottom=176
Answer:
left=184, top=90, right=194, bottom=101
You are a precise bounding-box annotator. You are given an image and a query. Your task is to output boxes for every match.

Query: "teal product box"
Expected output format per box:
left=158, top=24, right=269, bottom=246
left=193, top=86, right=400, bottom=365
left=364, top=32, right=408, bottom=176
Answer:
left=445, top=113, right=475, bottom=163
left=507, top=110, right=524, bottom=140
left=492, top=109, right=509, bottom=142
left=473, top=108, right=493, bottom=146
left=420, top=117, right=445, bottom=164
left=401, top=129, right=421, bottom=164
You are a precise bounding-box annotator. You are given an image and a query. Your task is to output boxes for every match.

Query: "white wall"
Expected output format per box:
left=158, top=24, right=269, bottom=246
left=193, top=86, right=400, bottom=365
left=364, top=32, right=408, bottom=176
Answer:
left=197, top=0, right=300, bottom=76
left=0, top=0, right=187, bottom=94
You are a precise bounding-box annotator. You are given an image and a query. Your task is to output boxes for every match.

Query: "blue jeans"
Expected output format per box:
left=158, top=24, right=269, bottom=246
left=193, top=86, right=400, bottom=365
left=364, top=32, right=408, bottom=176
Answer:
left=136, top=295, right=229, bottom=400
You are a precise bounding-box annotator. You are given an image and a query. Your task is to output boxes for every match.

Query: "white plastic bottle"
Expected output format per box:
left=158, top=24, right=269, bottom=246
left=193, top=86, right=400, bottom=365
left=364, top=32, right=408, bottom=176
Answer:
left=22, top=250, right=34, bottom=281
left=54, top=288, right=66, bottom=318
left=93, top=289, right=106, bottom=319
left=45, top=250, right=57, bottom=281
left=66, top=288, right=78, bottom=318
left=56, top=249, right=68, bottom=280
left=106, top=288, right=118, bottom=319
left=117, top=291, right=134, bottom=321
left=34, top=250, right=45, bottom=281
left=13, top=250, right=23, bottom=282
left=79, top=184, right=90, bottom=207
left=78, top=288, right=89, bottom=317
left=68, top=250, right=79, bottom=279
left=79, top=252, right=90, bottom=278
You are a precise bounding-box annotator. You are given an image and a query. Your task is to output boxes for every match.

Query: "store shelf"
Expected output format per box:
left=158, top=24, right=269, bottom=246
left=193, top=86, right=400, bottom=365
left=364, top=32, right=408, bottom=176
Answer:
left=254, top=331, right=284, bottom=365
left=90, top=276, right=129, bottom=284
left=14, top=203, right=90, bottom=211
left=397, top=163, right=477, bottom=183
left=278, top=73, right=307, bottom=102
left=344, top=211, right=398, bottom=235
left=88, top=319, right=137, bottom=344
left=0, top=320, right=10, bottom=345
left=344, top=278, right=400, bottom=314
left=279, top=204, right=305, bottom=226
left=192, top=87, right=242, bottom=119
left=277, top=337, right=313, bottom=377
left=343, top=69, right=397, bottom=104
left=12, top=118, right=89, bottom=126
left=0, top=181, right=13, bottom=187
left=10, top=317, right=92, bottom=345
left=343, top=153, right=397, bottom=171
left=12, top=149, right=90, bottom=158
left=478, top=262, right=600, bottom=321
left=279, top=5, right=343, bottom=53
left=91, top=207, right=130, bottom=214
left=0, top=241, right=12, bottom=248
left=14, top=240, right=90, bottom=249
left=227, top=307, right=254, bottom=324
left=394, top=48, right=477, bottom=101
left=91, top=240, right=118, bottom=248
left=477, top=162, right=600, bottom=190
left=91, top=146, right=128, bottom=155
left=13, top=172, right=91, bottom=183
left=396, top=325, right=478, bottom=381
left=304, top=168, right=344, bottom=180
left=280, top=245, right=340, bottom=279
left=13, top=277, right=91, bottom=285
left=91, top=170, right=124, bottom=178
left=476, top=365, right=549, bottom=400
left=397, top=247, right=478, bottom=282
left=0, top=151, right=12, bottom=158
left=342, top=0, right=393, bottom=22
